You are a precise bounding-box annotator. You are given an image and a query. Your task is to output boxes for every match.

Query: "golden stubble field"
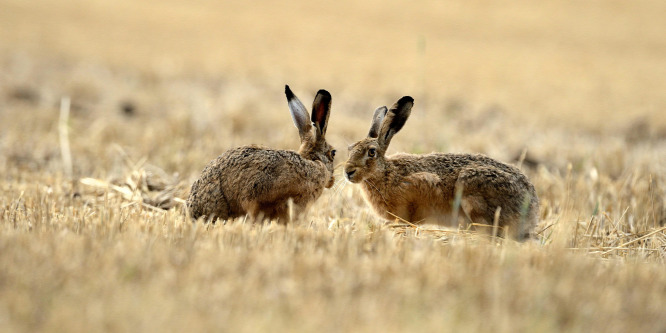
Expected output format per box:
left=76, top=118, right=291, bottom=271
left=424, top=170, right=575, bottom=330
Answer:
left=1, top=0, right=665, bottom=332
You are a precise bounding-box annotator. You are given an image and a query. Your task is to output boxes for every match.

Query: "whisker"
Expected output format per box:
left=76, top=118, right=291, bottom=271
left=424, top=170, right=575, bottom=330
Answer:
left=332, top=179, right=347, bottom=198
left=328, top=178, right=345, bottom=195
left=326, top=178, right=348, bottom=208
left=338, top=181, right=348, bottom=196
left=330, top=179, right=344, bottom=194
left=364, top=179, right=389, bottom=207
left=334, top=161, right=346, bottom=168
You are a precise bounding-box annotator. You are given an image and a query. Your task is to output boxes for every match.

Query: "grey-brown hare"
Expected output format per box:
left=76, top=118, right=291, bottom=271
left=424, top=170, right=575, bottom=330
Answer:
left=187, top=86, right=336, bottom=222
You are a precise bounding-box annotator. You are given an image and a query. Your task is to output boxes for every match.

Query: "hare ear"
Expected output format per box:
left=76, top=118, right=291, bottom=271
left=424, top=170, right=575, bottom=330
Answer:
left=311, top=89, right=331, bottom=138
left=368, top=106, right=388, bottom=138
left=377, top=96, right=413, bottom=149
left=285, top=85, right=312, bottom=140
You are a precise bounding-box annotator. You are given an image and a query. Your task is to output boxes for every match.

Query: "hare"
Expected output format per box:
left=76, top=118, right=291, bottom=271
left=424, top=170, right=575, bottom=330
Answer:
left=344, top=96, right=539, bottom=240
left=187, top=85, right=336, bottom=222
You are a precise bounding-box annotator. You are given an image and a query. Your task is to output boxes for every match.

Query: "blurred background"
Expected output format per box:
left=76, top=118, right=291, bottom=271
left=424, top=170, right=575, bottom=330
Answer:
left=1, top=0, right=665, bottom=178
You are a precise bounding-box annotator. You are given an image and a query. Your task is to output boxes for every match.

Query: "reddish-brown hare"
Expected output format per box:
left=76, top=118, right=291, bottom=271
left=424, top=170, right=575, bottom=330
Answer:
left=344, top=97, right=539, bottom=240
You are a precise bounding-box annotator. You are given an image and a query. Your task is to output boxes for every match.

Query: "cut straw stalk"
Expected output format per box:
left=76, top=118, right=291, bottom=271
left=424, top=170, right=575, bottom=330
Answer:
left=59, top=97, right=72, bottom=178
left=601, top=226, right=666, bottom=255
left=80, top=177, right=166, bottom=213
left=492, top=206, right=501, bottom=238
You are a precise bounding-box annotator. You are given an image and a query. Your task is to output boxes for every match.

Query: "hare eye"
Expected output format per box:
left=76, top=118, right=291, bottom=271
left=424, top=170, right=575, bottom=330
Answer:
left=330, top=150, right=336, bottom=158
left=368, top=148, right=376, bottom=157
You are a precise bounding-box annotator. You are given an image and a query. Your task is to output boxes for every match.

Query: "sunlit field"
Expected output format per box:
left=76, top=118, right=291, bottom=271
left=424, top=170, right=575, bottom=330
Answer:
left=1, top=0, right=665, bottom=332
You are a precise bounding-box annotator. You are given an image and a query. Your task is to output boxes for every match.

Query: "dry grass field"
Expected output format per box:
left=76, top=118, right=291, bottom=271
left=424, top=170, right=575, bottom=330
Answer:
left=1, top=0, right=666, bottom=332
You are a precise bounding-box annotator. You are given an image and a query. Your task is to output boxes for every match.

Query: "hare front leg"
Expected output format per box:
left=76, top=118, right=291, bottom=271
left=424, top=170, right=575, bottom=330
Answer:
left=454, top=169, right=504, bottom=235
left=243, top=197, right=310, bottom=224
left=459, top=194, right=494, bottom=233
left=242, top=200, right=286, bottom=223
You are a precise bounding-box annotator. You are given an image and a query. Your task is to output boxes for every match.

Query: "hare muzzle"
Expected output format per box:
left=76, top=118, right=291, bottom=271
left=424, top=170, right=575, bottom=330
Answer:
left=344, top=166, right=358, bottom=182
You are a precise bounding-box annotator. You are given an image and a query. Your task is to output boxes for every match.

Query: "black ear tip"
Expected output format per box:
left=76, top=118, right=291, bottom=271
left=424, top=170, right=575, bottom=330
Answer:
left=285, top=85, right=295, bottom=100
left=398, top=96, right=414, bottom=105
left=316, top=89, right=331, bottom=99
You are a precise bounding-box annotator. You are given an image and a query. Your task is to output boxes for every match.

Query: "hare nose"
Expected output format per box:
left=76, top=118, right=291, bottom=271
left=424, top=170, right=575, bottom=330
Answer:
left=345, top=169, right=356, bottom=179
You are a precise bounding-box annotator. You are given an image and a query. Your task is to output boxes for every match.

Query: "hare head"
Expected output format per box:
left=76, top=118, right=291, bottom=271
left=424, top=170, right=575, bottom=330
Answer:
left=286, top=85, right=336, bottom=188
left=344, top=96, right=414, bottom=183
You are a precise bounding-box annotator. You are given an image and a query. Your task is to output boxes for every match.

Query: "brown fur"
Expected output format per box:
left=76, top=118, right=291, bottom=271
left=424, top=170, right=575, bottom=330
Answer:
left=187, top=86, right=336, bottom=222
left=344, top=97, right=539, bottom=240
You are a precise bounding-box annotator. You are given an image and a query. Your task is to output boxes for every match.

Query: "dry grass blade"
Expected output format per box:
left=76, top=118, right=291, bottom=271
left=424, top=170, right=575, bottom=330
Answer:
left=79, top=153, right=186, bottom=211
left=601, top=226, right=666, bottom=255
left=58, top=96, right=72, bottom=178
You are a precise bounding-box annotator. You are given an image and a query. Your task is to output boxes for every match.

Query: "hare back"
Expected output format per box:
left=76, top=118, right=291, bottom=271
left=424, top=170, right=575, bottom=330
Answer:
left=187, top=145, right=330, bottom=221
left=387, top=153, right=523, bottom=180
left=386, top=153, right=534, bottom=192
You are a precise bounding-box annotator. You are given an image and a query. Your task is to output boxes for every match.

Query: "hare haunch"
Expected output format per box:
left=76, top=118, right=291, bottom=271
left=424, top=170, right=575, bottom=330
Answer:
left=344, top=97, right=539, bottom=239
left=187, top=86, right=336, bottom=222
